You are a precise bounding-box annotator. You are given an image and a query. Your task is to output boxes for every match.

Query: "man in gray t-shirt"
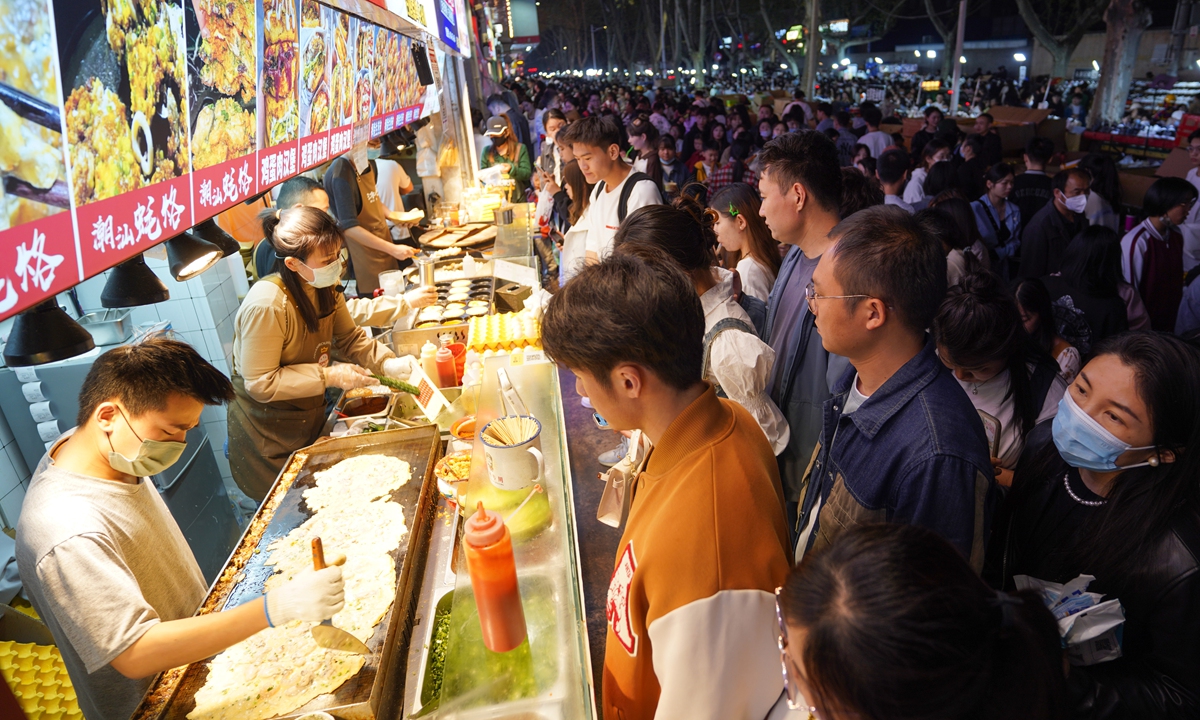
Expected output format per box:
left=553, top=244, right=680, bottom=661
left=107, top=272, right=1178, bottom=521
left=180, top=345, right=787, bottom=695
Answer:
left=16, top=339, right=347, bottom=719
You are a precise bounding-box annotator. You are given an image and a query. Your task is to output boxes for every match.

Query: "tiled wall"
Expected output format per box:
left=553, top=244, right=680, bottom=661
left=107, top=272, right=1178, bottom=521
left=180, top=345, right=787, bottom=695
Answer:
left=0, top=409, right=32, bottom=528
left=0, top=252, right=252, bottom=527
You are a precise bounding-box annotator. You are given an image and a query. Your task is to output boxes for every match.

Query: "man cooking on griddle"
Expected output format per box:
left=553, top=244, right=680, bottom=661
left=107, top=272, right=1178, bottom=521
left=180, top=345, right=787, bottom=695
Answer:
left=15, top=338, right=345, bottom=720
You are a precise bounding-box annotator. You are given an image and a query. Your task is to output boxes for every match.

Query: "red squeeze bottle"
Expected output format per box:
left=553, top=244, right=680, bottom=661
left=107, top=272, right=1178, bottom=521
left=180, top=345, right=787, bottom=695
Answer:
left=435, top=345, right=456, bottom=388
left=463, top=502, right=527, bottom=652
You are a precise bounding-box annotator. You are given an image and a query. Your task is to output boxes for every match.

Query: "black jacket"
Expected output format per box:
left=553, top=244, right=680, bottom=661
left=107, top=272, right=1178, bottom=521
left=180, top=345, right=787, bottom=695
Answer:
left=1020, top=203, right=1088, bottom=279
left=985, top=452, right=1200, bottom=720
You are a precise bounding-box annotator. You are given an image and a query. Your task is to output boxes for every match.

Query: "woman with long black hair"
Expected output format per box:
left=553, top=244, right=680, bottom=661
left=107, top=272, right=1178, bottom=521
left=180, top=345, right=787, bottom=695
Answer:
left=708, top=182, right=781, bottom=302
left=934, top=271, right=1067, bottom=487
left=228, top=207, right=416, bottom=501
left=775, top=523, right=1066, bottom=720
left=986, top=332, right=1200, bottom=719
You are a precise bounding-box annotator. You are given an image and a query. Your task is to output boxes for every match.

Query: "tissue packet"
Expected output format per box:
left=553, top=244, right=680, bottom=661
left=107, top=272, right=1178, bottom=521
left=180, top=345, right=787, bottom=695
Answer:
left=1013, top=574, right=1126, bottom=666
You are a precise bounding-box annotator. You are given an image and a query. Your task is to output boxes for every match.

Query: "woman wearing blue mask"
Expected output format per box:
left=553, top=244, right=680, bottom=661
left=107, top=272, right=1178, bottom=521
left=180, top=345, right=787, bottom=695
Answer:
left=228, top=206, right=417, bottom=502
left=984, top=332, right=1200, bottom=720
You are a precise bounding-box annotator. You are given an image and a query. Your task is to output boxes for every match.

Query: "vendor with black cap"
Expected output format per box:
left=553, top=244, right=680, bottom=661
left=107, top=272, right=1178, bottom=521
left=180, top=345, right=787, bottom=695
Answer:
left=481, top=115, right=533, bottom=203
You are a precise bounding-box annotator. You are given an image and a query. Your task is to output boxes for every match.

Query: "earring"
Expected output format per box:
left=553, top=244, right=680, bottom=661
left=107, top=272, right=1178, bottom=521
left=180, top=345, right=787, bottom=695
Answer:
left=1149, top=454, right=1160, bottom=467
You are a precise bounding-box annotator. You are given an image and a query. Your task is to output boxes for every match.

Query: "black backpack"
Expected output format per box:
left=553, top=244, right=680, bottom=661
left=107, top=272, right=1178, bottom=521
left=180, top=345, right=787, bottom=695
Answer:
left=597, top=172, right=668, bottom=222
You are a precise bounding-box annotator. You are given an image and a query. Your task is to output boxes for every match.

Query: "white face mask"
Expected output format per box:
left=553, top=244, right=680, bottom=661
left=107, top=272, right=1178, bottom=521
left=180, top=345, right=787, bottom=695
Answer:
left=1061, top=191, right=1088, bottom=214
left=107, top=408, right=186, bottom=477
left=302, top=258, right=343, bottom=288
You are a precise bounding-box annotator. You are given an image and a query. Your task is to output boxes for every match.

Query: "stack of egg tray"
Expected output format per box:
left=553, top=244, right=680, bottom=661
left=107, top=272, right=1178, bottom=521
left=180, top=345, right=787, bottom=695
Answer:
left=0, top=641, right=81, bottom=719
left=466, top=310, right=541, bottom=353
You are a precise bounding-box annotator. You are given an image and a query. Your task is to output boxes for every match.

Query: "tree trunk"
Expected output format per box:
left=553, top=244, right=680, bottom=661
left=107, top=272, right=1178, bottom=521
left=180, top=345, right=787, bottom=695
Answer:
left=761, top=1, right=800, bottom=75
left=923, top=0, right=957, bottom=80
left=1015, top=0, right=1109, bottom=81
left=1088, top=0, right=1152, bottom=127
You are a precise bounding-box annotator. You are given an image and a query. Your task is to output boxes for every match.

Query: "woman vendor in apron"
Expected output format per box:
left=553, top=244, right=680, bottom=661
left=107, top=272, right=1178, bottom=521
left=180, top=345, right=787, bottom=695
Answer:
left=228, top=206, right=417, bottom=501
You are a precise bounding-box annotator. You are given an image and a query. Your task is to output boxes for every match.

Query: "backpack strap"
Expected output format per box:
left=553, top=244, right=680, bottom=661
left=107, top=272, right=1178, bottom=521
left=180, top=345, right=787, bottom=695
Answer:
left=1028, top=356, right=1060, bottom=412
left=702, top=316, right=758, bottom=398
left=618, top=172, right=655, bottom=222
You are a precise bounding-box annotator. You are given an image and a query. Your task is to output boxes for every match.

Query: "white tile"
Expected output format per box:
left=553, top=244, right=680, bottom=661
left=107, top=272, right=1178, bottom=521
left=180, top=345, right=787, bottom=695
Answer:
left=205, top=420, right=228, bottom=449
left=207, top=293, right=227, bottom=328
left=129, top=304, right=161, bottom=326
left=6, top=442, right=30, bottom=482
left=178, top=330, right=208, bottom=359
left=162, top=300, right=199, bottom=333
left=202, top=258, right=231, bottom=289
left=0, top=410, right=14, bottom=446
left=0, top=451, right=19, bottom=497
left=0, top=484, right=25, bottom=528
left=194, top=298, right=216, bottom=329
left=200, top=404, right=226, bottom=426
left=186, top=276, right=207, bottom=298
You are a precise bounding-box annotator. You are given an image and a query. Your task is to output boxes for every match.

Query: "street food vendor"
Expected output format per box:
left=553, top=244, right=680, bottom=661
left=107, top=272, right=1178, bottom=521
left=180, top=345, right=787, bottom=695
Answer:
left=15, top=339, right=348, bottom=720
left=228, top=206, right=418, bottom=501
left=323, top=143, right=419, bottom=296
left=252, top=176, right=437, bottom=326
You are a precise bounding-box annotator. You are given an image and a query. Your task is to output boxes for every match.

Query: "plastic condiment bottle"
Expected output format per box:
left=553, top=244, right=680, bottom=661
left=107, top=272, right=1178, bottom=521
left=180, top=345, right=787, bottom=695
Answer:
left=420, top=341, right=439, bottom=383
left=463, top=502, right=527, bottom=652
left=435, top=345, right=456, bottom=388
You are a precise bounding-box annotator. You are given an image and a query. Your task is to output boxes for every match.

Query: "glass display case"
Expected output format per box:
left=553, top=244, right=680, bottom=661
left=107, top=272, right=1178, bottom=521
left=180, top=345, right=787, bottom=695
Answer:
left=402, top=357, right=596, bottom=719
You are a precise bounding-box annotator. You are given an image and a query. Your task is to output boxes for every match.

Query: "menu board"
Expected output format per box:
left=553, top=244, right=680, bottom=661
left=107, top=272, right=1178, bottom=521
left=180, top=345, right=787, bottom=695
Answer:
left=0, top=0, right=431, bottom=321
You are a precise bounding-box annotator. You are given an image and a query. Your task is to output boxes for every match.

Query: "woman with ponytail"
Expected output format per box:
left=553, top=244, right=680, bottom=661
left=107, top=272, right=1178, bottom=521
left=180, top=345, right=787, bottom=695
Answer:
left=612, top=196, right=788, bottom=455
left=986, top=332, right=1200, bottom=719
left=774, top=523, right=1066, bottom=720
left=228, top=206, right=418, bottom=501
left=933, top=270, right=1068, bottom=487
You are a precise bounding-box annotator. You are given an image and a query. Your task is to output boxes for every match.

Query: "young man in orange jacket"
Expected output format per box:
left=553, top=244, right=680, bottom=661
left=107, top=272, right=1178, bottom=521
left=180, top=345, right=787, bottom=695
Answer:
left=542, top=254, right=792, bottom=720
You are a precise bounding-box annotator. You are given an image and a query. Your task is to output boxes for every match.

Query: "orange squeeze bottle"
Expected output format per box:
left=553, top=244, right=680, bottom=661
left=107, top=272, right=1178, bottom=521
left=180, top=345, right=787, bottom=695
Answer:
left=463, top=501, right=527, bottom=652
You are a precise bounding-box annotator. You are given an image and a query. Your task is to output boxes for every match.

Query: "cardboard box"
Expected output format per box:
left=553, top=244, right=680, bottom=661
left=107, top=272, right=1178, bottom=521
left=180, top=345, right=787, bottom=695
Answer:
left=1119, top=168, right=1159, bottom=209
left=1156, top=146, right=1192, bottom=178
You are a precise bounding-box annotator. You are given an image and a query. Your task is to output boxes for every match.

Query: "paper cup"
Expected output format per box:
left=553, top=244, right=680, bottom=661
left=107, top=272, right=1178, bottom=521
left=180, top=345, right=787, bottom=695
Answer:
left=481, top=415, right=545, bottom=491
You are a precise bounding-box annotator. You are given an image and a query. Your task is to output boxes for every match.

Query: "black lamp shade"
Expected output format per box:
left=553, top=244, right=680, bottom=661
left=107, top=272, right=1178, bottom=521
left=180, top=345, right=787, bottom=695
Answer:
left=3, top=301, right=96, bottom=366
left=166, top=232, right=222, bottom=281
left=190, top=218, right=241, bottom=258
left=101, top=254, right=170, bottom=308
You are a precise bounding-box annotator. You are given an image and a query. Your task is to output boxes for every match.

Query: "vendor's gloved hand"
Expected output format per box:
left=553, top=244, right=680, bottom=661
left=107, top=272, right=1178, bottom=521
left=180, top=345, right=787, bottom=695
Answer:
left=404, top=285, right=438, bottom=309
left=264, top=556, right=346, bottom=626
left=381, top=355, right=419, bottom=382
left=325, top=363, right=375, bottom=390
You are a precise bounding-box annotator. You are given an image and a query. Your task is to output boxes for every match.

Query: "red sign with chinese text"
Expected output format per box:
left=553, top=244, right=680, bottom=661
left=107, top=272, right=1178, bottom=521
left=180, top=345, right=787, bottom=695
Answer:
left=191, top=155, right=259, bottom=224
left=0, top=213, right=80, bottom=314
left=76, top=176, right=193, bottom=280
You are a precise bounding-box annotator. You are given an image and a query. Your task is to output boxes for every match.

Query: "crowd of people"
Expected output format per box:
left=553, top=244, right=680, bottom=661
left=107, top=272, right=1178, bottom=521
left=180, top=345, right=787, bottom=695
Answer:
left=503, top=77, right=1200, bottom=719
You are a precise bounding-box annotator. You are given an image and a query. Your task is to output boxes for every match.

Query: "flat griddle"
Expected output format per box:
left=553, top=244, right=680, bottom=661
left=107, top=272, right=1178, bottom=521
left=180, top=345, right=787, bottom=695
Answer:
left=132, top=423, right=442, bottom=720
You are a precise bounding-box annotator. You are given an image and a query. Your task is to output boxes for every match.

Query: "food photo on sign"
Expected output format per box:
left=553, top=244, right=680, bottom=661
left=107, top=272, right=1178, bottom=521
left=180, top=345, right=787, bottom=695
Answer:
left=186, top=0, right=255, bottom=171
left=354, top=16, right=372, bottom=124
left=261, top=0, right=299, bottom=148
left=53, top=0, right=190, bottom=206
left=299, top=0, right=328, bottom=136
left=328, top=7, right=354, bottom=130
left=0, top=0, right=69, bottom=230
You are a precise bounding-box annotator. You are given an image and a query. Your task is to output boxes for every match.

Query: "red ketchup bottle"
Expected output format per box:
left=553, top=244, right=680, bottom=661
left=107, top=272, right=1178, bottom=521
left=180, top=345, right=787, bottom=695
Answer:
left=463, top=502, right=527, bottom=652
left=435, top=345, right=457, bottom=388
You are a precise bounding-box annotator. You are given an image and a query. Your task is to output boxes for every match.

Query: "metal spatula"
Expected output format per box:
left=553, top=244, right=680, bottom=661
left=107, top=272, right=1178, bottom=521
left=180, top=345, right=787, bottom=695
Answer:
left=310, top=537, right=368, bottom=655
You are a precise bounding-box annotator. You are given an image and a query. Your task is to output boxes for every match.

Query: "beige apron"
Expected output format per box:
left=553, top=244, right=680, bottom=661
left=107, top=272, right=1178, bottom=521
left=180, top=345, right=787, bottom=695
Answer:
left=227, top=276, right=333, bottom=501
left=343, top=164, right=398, bottom=296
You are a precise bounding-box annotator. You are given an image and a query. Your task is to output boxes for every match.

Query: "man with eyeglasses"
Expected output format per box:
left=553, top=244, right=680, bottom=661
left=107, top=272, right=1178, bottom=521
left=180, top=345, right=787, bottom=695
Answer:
left=793, top=205, right=995, bottom=571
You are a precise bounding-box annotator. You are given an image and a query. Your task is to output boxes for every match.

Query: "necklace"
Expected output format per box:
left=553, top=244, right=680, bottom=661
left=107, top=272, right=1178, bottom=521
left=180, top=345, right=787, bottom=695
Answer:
left=1063, top=472, right=1106, bottom=507
left=970, top=382, right=981, bottom=395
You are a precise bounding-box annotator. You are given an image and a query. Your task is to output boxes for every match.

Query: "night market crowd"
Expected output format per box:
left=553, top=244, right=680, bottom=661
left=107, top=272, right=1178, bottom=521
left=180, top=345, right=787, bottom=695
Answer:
left=477, top=76, right=1200, bottom=720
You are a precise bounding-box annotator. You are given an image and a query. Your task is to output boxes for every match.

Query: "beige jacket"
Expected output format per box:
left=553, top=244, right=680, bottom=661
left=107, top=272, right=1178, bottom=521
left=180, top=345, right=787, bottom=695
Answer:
left=344, top=294, right=411, bottom=328
left=233, top=279, right=395, bottom=403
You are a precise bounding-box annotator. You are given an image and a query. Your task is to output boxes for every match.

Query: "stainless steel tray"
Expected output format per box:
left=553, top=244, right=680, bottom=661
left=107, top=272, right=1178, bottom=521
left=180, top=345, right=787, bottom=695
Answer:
left=132, top=424, right=443, bottom=720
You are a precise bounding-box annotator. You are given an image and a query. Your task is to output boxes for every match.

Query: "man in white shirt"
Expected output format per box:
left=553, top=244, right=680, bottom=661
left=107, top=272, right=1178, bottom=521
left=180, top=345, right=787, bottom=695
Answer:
left=878, top=148, right=915, bottom=214
left=859, top=106, right=893, bottom=160
left=558, top=115, right=662, bottom=264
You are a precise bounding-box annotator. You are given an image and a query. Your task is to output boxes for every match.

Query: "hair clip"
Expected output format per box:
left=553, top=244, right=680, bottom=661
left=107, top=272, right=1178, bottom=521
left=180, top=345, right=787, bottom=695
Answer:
left=275, top=209, right=282, bottom=219
left=728, top=202, right=739, bottom=218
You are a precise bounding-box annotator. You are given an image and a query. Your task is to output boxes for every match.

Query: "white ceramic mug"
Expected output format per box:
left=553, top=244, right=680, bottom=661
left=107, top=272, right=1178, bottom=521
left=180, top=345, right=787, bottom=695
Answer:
left=481, top=415, right=545, bottom=491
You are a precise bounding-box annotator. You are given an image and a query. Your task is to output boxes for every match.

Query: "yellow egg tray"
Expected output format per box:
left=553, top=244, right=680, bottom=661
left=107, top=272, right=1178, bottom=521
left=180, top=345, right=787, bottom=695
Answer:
left=466, top=310, right=541, bottom=353
left=0, top=641, right=81, bottom=720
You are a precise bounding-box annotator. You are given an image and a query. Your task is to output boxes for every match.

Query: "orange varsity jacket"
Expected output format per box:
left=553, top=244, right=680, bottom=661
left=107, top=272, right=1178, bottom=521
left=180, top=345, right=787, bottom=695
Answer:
left=602, top=385, right=791, bottom=720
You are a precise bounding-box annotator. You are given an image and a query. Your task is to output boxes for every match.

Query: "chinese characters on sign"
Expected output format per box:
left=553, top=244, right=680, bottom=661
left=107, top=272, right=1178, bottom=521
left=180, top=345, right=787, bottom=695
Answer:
left=300, top=133, right=331, bottom=170
left=76, top=175, right=193, bottom=280
left=260, top=142, right=300, bottom=187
